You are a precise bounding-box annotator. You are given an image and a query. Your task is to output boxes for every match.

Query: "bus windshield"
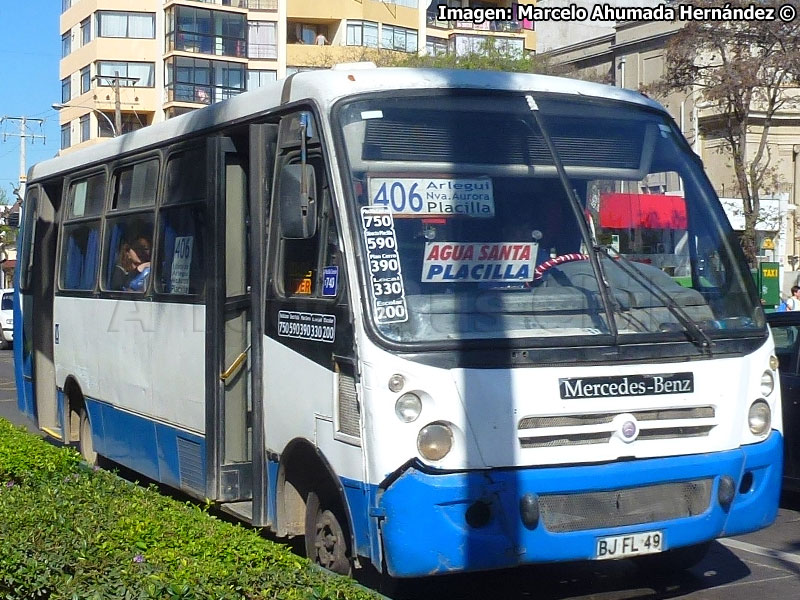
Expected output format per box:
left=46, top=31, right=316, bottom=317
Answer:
left=337, top=92, right=762, bottom=345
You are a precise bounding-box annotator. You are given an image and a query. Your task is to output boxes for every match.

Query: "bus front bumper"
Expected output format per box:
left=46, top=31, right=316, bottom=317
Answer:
left=378, top=432, right=782, bottom=578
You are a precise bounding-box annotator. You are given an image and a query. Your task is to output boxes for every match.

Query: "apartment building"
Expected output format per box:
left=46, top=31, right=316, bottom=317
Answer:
left=57, top=0, right=536, bottom=153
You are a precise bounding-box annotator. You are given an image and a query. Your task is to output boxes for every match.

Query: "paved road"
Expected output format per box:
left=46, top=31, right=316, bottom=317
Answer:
left=0, top=348, right=35, bottom=431
left=1, top=350, right=798, bottom=599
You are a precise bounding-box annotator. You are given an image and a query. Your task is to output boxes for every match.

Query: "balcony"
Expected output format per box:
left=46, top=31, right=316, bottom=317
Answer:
left=166, top=82, right=244, bottom=105
left=168, top=32, right=247, bottom=58
left=427, top=16, right=524, bottom=33
left=165, top=0, right=248, bottom=8
left=169, top=0, right=278, bottom=7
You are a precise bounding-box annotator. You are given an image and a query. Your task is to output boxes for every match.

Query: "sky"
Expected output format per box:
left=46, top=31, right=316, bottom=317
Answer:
left=0, top=0, right=61, bottom=203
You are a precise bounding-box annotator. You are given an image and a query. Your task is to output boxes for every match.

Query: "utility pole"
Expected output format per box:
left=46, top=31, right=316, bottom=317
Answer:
left=1, top=116, right=45, bottom=198
left=93, top=72, right=139, bottom=137
left=114, top=74, right=122, bottom=135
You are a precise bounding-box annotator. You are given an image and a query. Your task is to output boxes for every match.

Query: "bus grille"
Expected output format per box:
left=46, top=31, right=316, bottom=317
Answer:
left=539, top=479, right=713, bottom=533
left=518, top=406, right=715, bottom=449
left=337, top=373, right=361, bottom=439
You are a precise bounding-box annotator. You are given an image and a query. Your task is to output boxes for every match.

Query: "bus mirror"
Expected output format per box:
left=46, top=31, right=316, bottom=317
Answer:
left=279, top=163, right=317, bottom=239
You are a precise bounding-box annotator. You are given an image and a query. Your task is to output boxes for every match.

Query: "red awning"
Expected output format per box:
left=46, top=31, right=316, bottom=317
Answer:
left=599, top=193, right=687, bottom=229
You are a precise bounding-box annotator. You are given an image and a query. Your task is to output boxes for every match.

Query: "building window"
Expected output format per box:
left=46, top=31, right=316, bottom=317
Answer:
left=80, top=114, right=90, bottom=143
left=97, top=61, right=155, bottom=87
left=80, top=66, right=91, bottom=94
left=61, top=31, right=71, bottom=57
left=61, top=124, right=71, bottom=150
left=61, top=77, right=71, bottom=103
left=290, top=22, right=328, bottom=45
left=166, top=57, right=245, bottom=105
left=426, top=37, right=448, bottom=56
left=81, top=17, right=91, bottom=45
left=381, top=24, right=418, bottom=53
left=62, top=0, right=72, bottom=11
left=346, top=21, right=378, bottom=48
left=248, top=21, right=277, bottom=59
left=166, top=6, right=246, bottom=58
left=98, top=113, right=146, bottom=138
left=165, top=107, right=195, bottom=120
left=247, top=69, right=277, bottom=90
left=247, top=0, right=278, bottom=9
left=96, top=11, right=155, bottom=39
left=449, top=34, right=522, bottom=57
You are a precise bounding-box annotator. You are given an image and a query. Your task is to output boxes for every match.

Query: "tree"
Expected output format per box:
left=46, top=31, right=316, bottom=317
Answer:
left=396, top=37, right=553, bottom=74
left=303, top=37, right=554, bottom=74
left=647, top=0, right=800, bottom=266
left=0, top=187, right=17, bottom=248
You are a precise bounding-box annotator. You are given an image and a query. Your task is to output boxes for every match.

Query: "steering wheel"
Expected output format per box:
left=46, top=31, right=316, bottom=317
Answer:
left=533, top=253, right=589, bottom=281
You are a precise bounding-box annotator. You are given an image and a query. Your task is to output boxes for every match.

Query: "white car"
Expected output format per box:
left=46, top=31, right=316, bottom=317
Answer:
left=0, top=288, right=13, bottom=349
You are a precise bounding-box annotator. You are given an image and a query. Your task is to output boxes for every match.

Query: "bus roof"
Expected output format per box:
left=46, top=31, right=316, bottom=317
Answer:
left=28, top=67, right=667, bottom=184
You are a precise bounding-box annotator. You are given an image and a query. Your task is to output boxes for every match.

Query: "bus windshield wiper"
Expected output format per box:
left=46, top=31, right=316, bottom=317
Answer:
left=597, top=245, right=714, bottom=353
left=524, top=94, right=620, bottom=339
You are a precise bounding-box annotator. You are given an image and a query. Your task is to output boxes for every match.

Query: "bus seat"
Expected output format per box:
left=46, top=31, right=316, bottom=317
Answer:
left=79, top=228, right=99, bottom=289
left=64, top=235, right=82, bottom=289
left=105, top=224, right=124, bottom=288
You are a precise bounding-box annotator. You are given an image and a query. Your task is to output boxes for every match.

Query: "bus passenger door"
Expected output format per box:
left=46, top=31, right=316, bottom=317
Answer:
left=15, top=186, right=38, bottom=421
left=15, top=183, right=60, bottom=434
left=207, top=136, right=254, bottom=505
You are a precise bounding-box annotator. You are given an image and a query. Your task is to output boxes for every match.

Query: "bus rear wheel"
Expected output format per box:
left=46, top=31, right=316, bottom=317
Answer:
left=304, top=491, right=351, bottom=576
left=78, top=407, right=98, bottom=466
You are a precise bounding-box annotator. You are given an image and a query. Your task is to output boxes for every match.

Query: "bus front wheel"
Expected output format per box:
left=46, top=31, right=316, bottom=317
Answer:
left=304, top=491, right=351, bottom=576
left=78, top=407, right=98, bottom=466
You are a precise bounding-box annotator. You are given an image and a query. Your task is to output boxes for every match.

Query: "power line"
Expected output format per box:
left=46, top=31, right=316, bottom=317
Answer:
left=0, top=116, right=46, bottom=198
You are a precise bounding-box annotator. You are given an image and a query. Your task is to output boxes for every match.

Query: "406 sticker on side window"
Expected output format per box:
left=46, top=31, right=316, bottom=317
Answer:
left=368, top=177, right=494, bottom=218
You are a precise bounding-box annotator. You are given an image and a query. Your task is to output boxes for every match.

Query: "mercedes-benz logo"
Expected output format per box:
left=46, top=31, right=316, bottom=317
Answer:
left=621, top=420, right=637, bottom=439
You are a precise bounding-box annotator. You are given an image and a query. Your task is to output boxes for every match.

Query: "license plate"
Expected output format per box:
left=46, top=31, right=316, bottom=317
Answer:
left=595, top=530, right=663, bottom=560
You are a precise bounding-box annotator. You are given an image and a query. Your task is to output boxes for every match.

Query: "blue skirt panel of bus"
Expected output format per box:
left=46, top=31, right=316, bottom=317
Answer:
left=377, top=432, right=782, bottom=578
left=84, top=397, right=206, bottom=494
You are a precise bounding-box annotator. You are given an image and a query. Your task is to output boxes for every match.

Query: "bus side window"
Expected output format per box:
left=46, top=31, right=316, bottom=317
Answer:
left=156, top=148, right=206, bottom=296
left=60, top=223, right=101, bottom=291
left=59, top=174, right=105, bottom=292
left=104, top=216, right=155, bottom=292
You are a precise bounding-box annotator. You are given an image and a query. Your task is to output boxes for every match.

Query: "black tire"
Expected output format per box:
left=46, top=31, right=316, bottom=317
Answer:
left=78, top=407, right=98, bottom=466
left=634, top=541, right=711, bottom=572
left=304, top=491, right=351, bottom=576
left=0, top=330, right=9, bottom=351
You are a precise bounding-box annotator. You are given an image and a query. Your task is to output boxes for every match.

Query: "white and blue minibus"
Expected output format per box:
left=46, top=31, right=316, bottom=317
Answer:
left=15, top=66, right=782, bottom=577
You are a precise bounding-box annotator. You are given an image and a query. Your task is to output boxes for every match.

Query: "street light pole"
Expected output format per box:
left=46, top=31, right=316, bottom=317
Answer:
left=51, top=103, right=118, bottom=137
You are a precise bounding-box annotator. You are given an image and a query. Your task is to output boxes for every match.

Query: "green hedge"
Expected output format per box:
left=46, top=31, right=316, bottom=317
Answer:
left=0, top=418, right=381, bottom=600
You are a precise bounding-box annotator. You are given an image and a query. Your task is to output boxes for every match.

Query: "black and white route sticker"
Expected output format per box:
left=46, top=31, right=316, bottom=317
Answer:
left=278, top=311, right=336, bottom=343
left=361, top=206, right=408, bottom=324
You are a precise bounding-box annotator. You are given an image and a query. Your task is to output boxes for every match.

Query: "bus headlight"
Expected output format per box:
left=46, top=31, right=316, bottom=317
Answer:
left=760, top=371, right=774, bottom=397
left=748, top=400, right=771, bottom=435
left=395, top=393, right=422, bottom=423
left=417, top=422, right=453, bottom=461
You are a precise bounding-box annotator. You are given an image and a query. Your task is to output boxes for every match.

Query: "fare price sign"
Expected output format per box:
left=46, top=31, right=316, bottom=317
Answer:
left=361, top=206, right=408, bottom=324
